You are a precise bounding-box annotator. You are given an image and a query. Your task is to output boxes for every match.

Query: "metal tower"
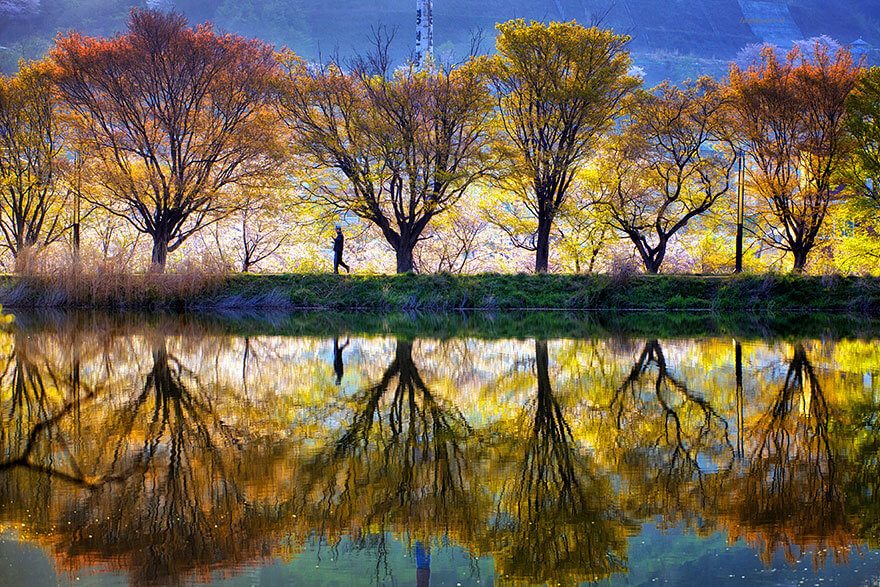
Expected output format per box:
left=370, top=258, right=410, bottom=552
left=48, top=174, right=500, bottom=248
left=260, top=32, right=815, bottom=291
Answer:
left=415, top=0, right=433, bottom=67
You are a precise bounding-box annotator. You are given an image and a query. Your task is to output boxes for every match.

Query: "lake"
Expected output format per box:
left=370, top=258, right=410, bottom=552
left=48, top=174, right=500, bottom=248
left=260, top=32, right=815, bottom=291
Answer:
left=0, top=310, right=879, bottom=586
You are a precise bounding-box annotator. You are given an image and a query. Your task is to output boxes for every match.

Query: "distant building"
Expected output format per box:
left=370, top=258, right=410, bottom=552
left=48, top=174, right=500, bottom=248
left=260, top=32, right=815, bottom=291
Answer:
left=848, top=38, right=876, bottom=65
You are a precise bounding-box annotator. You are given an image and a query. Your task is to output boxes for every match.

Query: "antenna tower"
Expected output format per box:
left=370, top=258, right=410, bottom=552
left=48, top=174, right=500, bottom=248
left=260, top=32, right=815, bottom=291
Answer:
left=415, top=0, right=433, bottom=67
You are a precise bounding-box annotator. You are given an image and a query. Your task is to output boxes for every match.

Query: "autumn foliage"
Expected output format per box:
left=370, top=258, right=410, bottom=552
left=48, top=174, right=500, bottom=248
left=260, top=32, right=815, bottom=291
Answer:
left=0, top=59, right=69, bottom=264
left=277, top=44, right=495, bottom=273
left=728, top=43, right=860, bottom=271
left=0, top=10, right=875, bottom=274
left=50, top=9, right=281, bottom=271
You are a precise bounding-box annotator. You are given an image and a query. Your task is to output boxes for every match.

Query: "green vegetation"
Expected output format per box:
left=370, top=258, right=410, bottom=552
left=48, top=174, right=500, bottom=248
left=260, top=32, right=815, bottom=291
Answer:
left=17, top=307, right=874, bottom=341
left=179, top=272, right=880, bottom=312
left=3, top=272, right=879, bottom=314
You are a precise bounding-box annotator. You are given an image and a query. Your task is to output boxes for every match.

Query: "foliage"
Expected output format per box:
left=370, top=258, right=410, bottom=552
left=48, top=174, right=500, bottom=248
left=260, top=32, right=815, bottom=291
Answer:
left=0, top=59, right=68, bottom=262
left=842, top=66, right=880, bottom=212
left=728, top=41, right=860, bottom=272
left=484, top=19, right=637, bottom=272
left=3, top=272, right=878, bottom=312
left=0, top=12, right=878, bottom=277
left=278, top=44, right=495, bottom=273
left=595, top=78, right=737, bottom=273
left=50, top=9, right=283, bottom=271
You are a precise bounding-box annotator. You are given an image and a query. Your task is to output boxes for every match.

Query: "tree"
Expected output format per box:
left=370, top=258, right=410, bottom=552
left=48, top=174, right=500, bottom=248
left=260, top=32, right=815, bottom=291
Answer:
left=842, top=66, right=880, bottom=211
left=728, top=42, right=859, bottom=272
left=596, top=79, right=737, bottom=274
left=485, top=20, right=637, bottom=272
left=202, top=192, right=289, bottom=272
left=50, top=9, right=281, bottom=271
left=414, top=209, right=489, bottom=273
left=0, top=60, right=69, bottom=265
left=278, top=45, right=495, bottom=273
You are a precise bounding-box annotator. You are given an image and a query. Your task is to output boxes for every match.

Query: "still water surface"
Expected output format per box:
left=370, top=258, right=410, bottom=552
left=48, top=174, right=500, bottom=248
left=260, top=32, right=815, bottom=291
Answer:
left=0, top=311, right=879, bottom=586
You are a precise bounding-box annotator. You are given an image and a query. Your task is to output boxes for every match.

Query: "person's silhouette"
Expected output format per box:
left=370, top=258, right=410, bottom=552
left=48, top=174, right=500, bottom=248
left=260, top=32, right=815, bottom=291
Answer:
left=333, top=337, right=350, bottom=385
left=333, top=226, right=350, bottom=274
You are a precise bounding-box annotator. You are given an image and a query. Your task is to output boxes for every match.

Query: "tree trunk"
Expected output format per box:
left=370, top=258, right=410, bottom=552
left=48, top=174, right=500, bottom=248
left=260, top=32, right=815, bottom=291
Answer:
left=588, top=245, right=601, bottom=274
left=535, top=215, right=553, bottom=273
left=792, top=247, right=809, bottom=273
left=396, top=243, right=416, bottom=274
left=535, top=339, right=551, bottom=395
left=151, top=236, right=169, bottom=273
left=637, top=240, right=665, bottom=274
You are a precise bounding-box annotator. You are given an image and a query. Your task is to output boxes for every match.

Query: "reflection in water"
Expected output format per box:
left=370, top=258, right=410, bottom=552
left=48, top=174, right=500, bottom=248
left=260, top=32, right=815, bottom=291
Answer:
left=333, top=337, right=349, bottom=385
left=728, top=343, right=847, bottom=567
left=300, top=338, right=482, bottom=578
left=0, top=317, right=878, bottom=585
left=601, top=339, right=734, bottom=529
left=484, top=340, right=631, bottom=584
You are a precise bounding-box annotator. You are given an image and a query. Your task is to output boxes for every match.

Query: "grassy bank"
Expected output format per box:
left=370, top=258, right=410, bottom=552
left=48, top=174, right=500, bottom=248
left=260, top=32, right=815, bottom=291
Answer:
left=1, top=272, right=879, bottom=313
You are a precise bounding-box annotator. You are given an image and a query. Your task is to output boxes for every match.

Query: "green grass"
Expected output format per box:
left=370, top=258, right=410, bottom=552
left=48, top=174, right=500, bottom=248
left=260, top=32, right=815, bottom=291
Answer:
left=213, top=273, right=880, bottom=313
left=2, top=272, right=880, bottom=313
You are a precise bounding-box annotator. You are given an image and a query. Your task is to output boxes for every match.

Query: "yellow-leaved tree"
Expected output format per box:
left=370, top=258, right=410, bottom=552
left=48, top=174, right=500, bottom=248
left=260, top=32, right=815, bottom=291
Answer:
left=484, top=19, right=638, bottom=273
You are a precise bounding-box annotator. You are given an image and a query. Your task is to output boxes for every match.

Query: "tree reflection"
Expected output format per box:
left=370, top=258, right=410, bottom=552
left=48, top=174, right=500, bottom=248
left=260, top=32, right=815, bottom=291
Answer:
left=0, top=332, right=103, bottom=487
left=484, top=340, right=632, bottom=585
left=0, top=331, right=295, bottom=586
left=603, top=339, right=733, bottom=525
left=725, top=343, right=848, bottom=566
left=300, top=339, right=484, bottom=573
left=0, top=325, right=877, bottom=585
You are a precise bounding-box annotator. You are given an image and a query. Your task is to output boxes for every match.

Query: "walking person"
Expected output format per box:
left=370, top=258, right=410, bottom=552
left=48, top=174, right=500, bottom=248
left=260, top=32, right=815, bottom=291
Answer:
left=333, top=225, right=350, bottom=274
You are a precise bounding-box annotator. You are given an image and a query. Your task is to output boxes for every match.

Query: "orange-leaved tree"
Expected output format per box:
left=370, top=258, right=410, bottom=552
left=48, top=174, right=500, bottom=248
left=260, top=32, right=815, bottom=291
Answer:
left=728, top=42, right=860, bottom=272
left=50, top=9, right=282, bottom=271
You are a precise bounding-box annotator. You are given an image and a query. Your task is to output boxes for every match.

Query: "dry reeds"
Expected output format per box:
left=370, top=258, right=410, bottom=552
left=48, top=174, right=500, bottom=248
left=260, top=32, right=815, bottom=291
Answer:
left=0, top=256, right=229, bottom=309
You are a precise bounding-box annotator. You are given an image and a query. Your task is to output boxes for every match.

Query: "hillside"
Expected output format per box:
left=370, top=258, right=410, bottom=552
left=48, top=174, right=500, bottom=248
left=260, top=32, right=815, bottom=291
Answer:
left=1, top=0, right=878, bottom=80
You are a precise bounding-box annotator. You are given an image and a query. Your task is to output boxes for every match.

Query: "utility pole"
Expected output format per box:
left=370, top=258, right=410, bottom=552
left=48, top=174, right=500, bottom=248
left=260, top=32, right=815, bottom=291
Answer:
left=735, top=150, right=745, bottom=273
left=415, top=0, right=433, bottom=68
left=73, top=152, right=82, bottom=260
left=734, top=339, right=744, bottom=459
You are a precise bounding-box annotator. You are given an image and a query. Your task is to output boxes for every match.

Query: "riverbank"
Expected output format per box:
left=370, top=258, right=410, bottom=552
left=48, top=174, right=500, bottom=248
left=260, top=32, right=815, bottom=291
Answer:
left=0, top=272, right=878, bottom=313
